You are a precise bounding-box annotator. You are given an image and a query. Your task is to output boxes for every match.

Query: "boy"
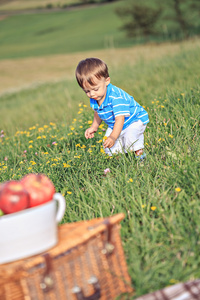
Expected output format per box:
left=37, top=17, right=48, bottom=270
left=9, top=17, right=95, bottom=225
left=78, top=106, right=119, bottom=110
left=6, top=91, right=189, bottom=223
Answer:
left=75, top=57, right=149, bottom=158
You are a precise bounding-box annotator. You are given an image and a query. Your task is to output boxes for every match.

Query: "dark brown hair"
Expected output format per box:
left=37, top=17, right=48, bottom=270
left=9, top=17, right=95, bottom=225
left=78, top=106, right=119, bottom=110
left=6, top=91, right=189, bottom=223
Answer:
left=75, top=58, right=109, bottom=88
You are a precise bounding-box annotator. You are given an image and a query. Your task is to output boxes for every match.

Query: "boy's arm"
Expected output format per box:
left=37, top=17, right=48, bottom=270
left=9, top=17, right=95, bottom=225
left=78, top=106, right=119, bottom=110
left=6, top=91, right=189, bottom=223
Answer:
left=103, top=115, right=124, bottom=148
left=85, top=111, right=102, bottom=139
left=92, top=111, right=102, bottom=130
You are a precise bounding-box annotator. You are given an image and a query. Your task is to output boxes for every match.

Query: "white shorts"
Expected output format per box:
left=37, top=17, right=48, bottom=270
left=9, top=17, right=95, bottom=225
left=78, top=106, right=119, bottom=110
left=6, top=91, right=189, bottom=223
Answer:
left=104, top=120, right=147, bottom=156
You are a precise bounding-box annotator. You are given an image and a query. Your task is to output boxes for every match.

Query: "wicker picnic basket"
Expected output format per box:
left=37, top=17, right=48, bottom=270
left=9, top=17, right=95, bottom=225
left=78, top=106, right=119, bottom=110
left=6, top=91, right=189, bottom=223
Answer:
left=0, top=213, right=134, bottom=300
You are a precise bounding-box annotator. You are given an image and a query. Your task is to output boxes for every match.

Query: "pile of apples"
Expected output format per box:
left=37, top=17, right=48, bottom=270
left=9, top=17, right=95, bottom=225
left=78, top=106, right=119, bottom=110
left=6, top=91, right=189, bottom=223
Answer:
left=0, top=174, right=56, bottom=215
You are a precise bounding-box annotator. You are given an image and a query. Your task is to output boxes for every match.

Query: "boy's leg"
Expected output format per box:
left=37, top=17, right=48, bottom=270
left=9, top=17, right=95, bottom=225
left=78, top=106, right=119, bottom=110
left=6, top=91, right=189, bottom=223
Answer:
left=103, top=127, right=124, bottom=156
left=123, top=120, right=146, bottom=154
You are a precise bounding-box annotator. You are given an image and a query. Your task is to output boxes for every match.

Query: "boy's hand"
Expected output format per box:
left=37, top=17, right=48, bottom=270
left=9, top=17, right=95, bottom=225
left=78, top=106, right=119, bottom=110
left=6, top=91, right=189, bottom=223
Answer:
left=85, top=127, right=97, bottom=139
left=103, top=136, right=116, bottom=148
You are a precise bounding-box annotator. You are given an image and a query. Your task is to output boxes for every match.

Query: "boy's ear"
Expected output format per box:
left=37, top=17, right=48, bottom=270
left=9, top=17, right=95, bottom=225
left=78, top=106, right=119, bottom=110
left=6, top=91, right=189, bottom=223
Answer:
left=106, top=77, right=110, bottom=86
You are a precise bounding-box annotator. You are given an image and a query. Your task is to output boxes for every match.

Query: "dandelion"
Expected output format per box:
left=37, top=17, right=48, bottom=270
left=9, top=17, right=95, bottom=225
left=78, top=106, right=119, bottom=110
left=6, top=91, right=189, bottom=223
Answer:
left=141, top=204, right=146, bottom=208
left=70, top=127, right=75, bottom=131
left=103, top=136, right=107, bottom=142
left=79, top=126, right=83, bottom=128
left=67, top=191, right=72, bottom=194
left=63, top=163, right=71, bottom=168
left=151, top=206, right=157, bottom=211
left=29, top=145, right=33, bottom=148
left=169, top=279, right=179, bottom=284
left=29, top=140, right=33, bottom=143
left=104, top=168, right=110, bottom=175
left=38, top=127, right=44, bottom=132
left=37, top=136, right=42, bottom=139
left=175, top=187, right=181, bottom=192
left=169, top=134, right=173, bottom=138
left=128, top=178, right=133, bottom=183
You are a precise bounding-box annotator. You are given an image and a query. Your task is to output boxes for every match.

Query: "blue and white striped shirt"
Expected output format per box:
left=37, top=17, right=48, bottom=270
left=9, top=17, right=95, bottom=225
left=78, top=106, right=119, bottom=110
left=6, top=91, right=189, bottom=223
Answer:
left=90, top=83, right=149, bottom=130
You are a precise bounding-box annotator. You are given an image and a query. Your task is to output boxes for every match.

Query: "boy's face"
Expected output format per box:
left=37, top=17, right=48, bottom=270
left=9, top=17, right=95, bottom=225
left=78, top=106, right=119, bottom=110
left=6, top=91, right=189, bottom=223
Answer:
left=82, top=77, right=110, bottom=104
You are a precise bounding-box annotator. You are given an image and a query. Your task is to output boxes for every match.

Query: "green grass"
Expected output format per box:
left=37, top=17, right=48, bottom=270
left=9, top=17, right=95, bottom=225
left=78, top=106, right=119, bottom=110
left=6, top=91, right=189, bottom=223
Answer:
left=0, top=41, right=200, bottom=298
left=0, top=43, right=199, bottom=136
left=0, top=86, right=199, bottom=298
left=0, top=1, right=129, bottom=59
left=0, top=0, right=81, bottom=11
left=1, top=0, right=200, bottom=60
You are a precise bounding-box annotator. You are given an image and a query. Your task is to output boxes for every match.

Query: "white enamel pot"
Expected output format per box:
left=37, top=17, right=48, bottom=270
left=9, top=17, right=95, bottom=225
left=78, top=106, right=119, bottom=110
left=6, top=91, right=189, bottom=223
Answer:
left=0, top=193, right=66, bottom=264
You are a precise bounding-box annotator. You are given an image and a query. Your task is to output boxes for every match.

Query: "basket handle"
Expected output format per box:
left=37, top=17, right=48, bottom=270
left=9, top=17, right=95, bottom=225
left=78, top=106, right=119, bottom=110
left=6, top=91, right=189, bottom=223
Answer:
left=40, top=253, right=54, bottom=293
left=88, top=218, right=115, bottom=255
left=72, top=276, right=101, bottom=300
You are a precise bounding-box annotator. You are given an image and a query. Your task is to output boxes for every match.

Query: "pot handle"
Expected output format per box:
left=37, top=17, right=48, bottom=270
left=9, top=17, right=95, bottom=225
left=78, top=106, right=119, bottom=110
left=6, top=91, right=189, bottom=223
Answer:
left=53, top=193, right=66, bottom=223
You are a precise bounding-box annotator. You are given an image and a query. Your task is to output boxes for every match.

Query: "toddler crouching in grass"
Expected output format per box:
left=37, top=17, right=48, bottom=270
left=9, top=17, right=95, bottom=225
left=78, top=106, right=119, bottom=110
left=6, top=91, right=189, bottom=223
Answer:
left=75, top=57, right=149, bottom=158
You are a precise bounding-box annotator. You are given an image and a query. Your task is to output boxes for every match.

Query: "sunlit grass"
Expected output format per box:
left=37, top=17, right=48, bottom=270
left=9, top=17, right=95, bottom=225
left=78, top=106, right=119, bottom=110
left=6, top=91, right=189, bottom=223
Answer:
left=0, top=86, right=199, bottom=297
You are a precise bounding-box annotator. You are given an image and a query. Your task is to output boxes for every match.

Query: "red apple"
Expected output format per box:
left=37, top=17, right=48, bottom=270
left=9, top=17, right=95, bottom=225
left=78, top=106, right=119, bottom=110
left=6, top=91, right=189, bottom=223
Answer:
left=0, top=181, right=30, bottom=214
left=21, top=173, right=55, bottom=208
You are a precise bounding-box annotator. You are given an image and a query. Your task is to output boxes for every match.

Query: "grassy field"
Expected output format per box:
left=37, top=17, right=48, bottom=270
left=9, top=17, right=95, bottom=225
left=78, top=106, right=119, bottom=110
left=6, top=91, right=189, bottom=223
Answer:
left=0, top=38, right=200, bottom=298
left=0, top=0, right=81, bottom=11
left=1, top=0, right=199, bottom=61
left=0, top=1, right=129, bottom=60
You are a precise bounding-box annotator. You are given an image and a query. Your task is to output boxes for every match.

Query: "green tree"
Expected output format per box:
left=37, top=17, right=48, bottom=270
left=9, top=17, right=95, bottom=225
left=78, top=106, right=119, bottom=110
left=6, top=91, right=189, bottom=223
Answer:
left=164, top=0, right=200, bottom=38
left=116, top=2, right=162, bottom=39
left=116, top=0, right=200, bottom=40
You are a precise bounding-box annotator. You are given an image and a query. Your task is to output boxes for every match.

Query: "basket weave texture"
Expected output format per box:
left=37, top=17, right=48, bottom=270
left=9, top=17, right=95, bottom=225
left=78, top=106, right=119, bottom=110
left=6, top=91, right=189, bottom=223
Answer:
left=0, top=213, right=133, bottom=300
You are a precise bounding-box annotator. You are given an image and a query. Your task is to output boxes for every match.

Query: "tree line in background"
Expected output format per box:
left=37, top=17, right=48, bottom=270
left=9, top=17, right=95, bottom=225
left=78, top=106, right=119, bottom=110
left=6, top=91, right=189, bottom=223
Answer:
left=115, top=0, right=200, bottom=40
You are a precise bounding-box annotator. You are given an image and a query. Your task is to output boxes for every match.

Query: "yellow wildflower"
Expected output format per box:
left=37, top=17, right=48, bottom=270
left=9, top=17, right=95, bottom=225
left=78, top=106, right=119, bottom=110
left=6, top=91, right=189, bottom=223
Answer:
left=151, top=206, right=157, bottom=211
